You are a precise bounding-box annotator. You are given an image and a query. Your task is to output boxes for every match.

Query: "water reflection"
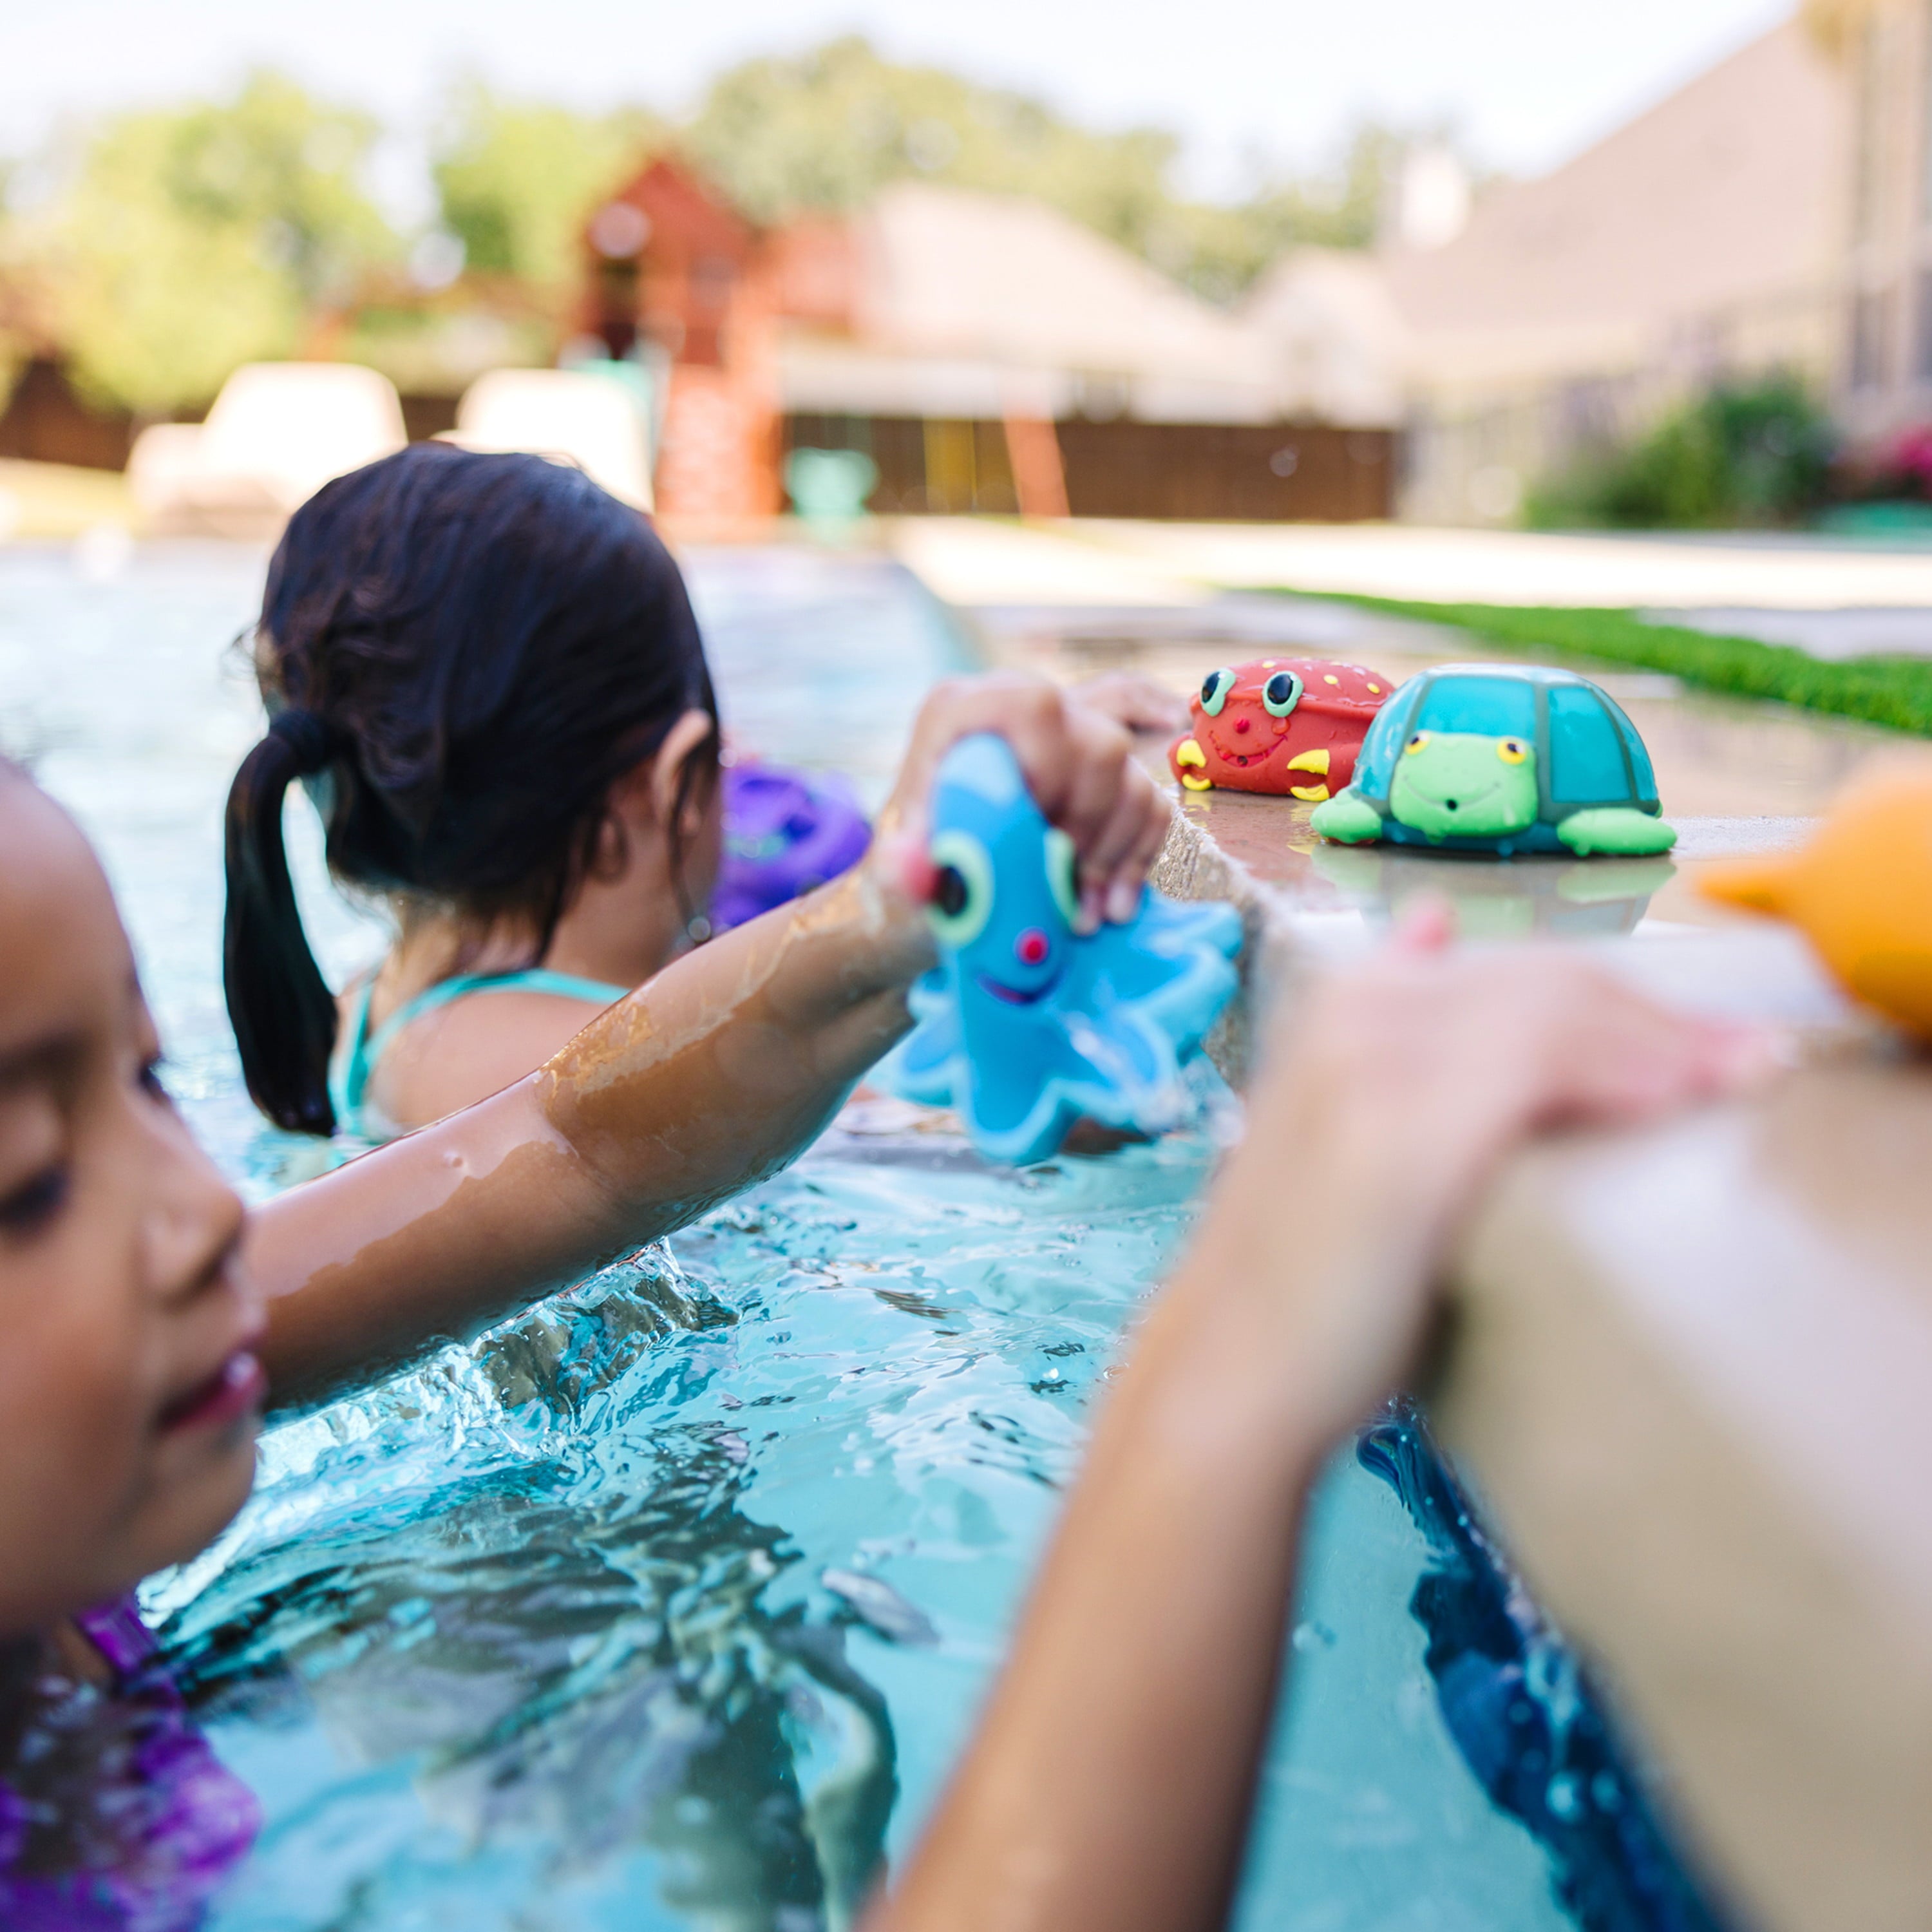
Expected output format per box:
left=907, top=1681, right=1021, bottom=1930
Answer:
left=1310, top=847, right=1675, bottom=940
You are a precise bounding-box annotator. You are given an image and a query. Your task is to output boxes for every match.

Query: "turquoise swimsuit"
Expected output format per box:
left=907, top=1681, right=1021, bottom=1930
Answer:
left=332, top=969, right=630, bottom=1139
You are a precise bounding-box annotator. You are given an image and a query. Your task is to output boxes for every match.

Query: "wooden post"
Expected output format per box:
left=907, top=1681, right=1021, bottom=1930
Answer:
left=1002, top=413, right=1070, bottom=519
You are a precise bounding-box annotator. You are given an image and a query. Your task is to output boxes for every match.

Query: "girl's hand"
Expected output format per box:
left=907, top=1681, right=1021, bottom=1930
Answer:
left=875, top=674, right=1172, bottom=932
left=1176, top=902, right=1781, bottom=1451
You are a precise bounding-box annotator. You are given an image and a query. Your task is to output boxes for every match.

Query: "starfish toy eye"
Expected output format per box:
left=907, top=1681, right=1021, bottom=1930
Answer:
left=1200, top=668, right=1236, bottom=717
left=1045, top=828, right=1080, bottom=925
left=927, top=830, right=994, bottom=947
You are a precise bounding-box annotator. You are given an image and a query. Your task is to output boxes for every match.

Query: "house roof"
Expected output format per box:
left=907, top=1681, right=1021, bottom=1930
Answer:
left=778, top=184, right=1280, bottom=423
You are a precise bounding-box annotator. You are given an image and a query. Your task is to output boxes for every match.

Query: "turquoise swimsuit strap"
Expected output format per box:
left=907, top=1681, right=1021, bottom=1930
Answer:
left=331, top=969, right=630, bottom=1133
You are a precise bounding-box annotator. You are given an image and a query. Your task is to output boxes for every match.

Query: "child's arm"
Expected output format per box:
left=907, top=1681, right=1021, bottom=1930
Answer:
left=246, top=676, right=1169, bottom=1408
left=860, top=916, right=1771, bottom=1932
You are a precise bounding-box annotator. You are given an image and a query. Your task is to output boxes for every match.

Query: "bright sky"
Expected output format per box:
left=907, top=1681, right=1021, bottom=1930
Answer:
left=4, top=0, right=1795, bottom=204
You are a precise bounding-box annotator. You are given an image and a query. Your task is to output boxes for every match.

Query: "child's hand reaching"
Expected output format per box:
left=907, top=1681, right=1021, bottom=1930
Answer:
left=1176, top=900, right=1782, bottom=1450
left=875, top=674, right=1172, bottom=933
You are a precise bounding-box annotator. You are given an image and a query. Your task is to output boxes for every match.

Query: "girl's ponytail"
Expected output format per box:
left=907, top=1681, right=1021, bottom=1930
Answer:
left=223, top=709, right=341, bottom=1135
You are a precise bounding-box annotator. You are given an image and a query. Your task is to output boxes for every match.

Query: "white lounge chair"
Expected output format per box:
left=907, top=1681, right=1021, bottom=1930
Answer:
left=129, top=363, right=407, bottom=538
left=444, top=368, right=654, bottom=512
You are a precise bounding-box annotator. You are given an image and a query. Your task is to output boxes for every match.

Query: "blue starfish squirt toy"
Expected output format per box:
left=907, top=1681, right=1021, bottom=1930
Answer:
left=893, top=734, right=1243, bottom=1164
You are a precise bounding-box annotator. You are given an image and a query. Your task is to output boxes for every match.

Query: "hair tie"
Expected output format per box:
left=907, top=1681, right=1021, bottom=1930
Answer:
left=267, top=708, right=336, bottom=775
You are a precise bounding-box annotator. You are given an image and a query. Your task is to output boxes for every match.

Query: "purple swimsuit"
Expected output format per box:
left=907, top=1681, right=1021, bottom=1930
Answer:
left=0, top=1597, right=258, bottom=1930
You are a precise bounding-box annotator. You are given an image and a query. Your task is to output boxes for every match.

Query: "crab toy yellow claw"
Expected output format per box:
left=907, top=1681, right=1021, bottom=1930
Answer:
left=1285, top=746, right=1331, bottom=802
left=1174, top=738, right=1213, bottom=791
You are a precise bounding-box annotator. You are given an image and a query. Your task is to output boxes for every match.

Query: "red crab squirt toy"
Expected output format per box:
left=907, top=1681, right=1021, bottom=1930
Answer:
left=1168, top=658, right=1392, bottom=802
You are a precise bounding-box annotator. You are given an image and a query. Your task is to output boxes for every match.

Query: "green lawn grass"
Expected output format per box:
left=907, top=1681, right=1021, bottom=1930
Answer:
left=1305, top=595, right=1932, bottom=737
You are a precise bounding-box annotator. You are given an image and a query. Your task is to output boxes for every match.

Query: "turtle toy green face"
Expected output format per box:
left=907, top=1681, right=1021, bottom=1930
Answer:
left=1310, top=664, right=1675, bottom=858
left=1388, top=730, right=1539, bottom=840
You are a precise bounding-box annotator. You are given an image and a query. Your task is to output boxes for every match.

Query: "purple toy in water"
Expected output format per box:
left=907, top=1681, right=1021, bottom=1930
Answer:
left=711, top=764, right=873, bottom=933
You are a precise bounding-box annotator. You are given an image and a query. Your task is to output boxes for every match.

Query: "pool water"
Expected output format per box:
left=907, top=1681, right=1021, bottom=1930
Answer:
left=1, top=538, right=1582, bottom=1932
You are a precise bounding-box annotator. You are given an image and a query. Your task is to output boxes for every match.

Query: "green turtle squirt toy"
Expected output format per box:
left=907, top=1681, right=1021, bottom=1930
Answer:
left=1310, top=664, right=1674, bottom=858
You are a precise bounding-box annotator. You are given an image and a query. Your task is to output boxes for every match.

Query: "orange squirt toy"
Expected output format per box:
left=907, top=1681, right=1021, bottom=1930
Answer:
left=1168, top=658, right=1391, bottom=801
left=1698, top=767, right=1932, bottom=1041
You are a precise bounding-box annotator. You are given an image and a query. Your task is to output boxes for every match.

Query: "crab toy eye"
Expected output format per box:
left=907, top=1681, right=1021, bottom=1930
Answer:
left=927, top=830, right=994, bottom=948
left=1262, top=670, right=1303, bottom=718
left=1403, top=732, right=1432, bottom=755
left=1497, top=737, right=1528, bottom=764
left=1045, top=827, right=1080, bottom=928
left=1200, top=668, right=1236, bottom=717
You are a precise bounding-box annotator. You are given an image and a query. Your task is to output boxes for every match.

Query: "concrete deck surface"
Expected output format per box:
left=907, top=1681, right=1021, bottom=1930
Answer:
left=890, top=514, right=1932, bottom=659
left=1027, top=517, right=1932, bottom=610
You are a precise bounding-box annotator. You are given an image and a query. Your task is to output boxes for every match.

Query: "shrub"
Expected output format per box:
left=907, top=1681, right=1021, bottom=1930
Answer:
left=1525, top=374, right=1835, bottom=531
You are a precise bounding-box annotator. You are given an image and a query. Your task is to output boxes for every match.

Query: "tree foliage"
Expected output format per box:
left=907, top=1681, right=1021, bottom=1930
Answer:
left=431, top=84, right=665, bottom=302
left=48, top=71, right=396, bottom=413
left=1, top=41, right=1430, bottom=417
left=686, top=39, right=1174, bottom=241
left=681, top=37, right=1408, bottom=302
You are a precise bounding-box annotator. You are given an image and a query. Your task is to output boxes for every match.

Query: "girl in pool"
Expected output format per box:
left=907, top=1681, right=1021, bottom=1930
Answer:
left=0, top=734, right=1761, bottom=1920
left=223, top=443, right=1182, bottom=1141
left=0, top=658, right=1161, bottom=1918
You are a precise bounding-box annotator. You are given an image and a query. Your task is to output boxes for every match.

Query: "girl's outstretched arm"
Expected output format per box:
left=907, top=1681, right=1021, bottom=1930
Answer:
left=246, top=676, right=1170, bottom=1408
left=862, top=917, right=1772, bottom=1932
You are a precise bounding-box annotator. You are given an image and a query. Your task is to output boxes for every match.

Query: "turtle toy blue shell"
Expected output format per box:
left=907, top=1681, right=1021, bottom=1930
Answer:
left=891, top=734, right=1242, bottom=1164
left=1311, top=663, right=1675, bottom=858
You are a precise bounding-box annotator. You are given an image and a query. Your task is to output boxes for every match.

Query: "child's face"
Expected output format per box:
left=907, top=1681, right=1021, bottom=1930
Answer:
left=0, top=776, right=262, bottom=1635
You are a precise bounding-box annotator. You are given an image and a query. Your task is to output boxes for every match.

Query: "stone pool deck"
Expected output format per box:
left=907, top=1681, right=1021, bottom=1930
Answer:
left=901, top=523, right=1932, bottom=1932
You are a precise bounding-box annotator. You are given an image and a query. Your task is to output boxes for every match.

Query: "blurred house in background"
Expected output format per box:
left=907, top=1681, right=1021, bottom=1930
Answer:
left=1334, top=17, right=1853, bottom=522
left=579, top=159, right=774, bottom=524
left=15, top=9, right=1925, bottom=533
left=580, top=160, right=1396, bottom=524
left=467, top=12, right=1932, bottom=530
left=773, top=184, right=1396, bottom=522
left=1817, top=0, right=1932, bottom=446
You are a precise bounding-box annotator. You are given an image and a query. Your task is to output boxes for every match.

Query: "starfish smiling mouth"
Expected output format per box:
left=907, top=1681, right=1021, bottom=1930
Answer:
left=976, top=972, right=1054, bottom=1005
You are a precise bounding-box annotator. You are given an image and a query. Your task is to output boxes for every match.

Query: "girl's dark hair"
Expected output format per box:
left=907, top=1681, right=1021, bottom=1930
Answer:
left=223, top=442, right=719, bottom=1135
